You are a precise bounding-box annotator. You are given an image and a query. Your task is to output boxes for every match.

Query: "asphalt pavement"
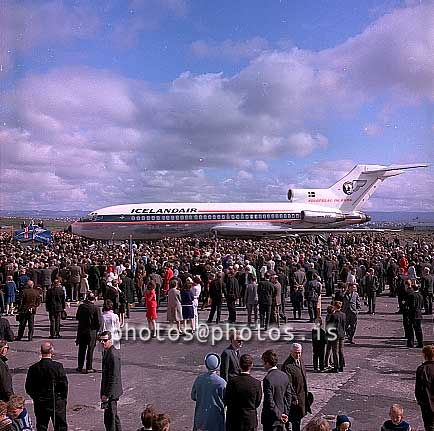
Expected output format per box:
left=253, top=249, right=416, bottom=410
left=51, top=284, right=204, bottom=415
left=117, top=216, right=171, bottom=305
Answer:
left=6, top=293, right=434, bottom=431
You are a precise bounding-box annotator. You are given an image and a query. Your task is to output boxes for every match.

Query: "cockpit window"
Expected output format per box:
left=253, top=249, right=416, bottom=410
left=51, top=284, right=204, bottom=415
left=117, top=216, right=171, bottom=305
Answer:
left=80, top=212, right=98, bottom=222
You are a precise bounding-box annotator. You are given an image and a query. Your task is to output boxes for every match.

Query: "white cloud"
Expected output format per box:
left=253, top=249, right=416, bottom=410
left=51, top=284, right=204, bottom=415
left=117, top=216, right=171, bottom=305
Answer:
left=191, top=37, right=270, bottom=61
left=1, top=2, right=434, bottom=210
left=254, top=160, right=269, bottom=172
left=0, top=1, right=100, bottom=74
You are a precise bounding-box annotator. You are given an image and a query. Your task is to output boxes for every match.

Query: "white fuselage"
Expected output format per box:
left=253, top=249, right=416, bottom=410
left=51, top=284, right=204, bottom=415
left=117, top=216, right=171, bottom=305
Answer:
left=71, top=202, right=368, bottom=240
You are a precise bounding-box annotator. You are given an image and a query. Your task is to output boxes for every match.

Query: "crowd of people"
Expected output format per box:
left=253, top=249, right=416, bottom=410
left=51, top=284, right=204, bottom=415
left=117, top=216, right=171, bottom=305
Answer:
left=190, top=335, right=432, bottom=431
left=0, top=228, right=432, bottom=430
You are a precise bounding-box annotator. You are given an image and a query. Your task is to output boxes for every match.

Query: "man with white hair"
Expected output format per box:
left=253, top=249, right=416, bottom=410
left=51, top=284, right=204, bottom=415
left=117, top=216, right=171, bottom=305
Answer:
left=281, top=343, right=311, bottom=431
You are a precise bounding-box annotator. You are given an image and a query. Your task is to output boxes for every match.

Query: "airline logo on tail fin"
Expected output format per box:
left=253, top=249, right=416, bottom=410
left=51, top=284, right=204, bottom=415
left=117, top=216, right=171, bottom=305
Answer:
left=342, top=180, right=367, bottom=195
left=288, top=163, right=430, bottom=212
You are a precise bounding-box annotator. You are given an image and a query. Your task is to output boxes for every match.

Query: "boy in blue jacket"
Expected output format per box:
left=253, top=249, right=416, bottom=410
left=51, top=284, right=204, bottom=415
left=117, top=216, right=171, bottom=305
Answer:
left=381, top=404, right=411, bottom=431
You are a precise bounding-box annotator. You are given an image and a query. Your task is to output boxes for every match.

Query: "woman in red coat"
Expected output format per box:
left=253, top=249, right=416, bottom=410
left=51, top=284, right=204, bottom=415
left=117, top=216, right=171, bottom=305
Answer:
left=144, top=281, right=158, bottom=337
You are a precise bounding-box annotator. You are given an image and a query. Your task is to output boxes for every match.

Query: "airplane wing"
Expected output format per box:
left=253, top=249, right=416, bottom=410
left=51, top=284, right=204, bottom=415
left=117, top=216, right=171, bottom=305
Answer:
left=211, top=224, right=398, bottom=236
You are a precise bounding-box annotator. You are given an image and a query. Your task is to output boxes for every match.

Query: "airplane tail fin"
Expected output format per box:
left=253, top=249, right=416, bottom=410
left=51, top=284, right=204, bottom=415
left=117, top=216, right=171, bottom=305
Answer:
left=288, top=163, right=429, bottom=212
left=328, top=163, right=430, bottom=212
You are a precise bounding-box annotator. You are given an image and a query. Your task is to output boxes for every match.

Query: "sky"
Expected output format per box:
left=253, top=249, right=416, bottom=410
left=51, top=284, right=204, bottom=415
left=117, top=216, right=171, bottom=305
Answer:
left=1, top=0, right=433, bottom=212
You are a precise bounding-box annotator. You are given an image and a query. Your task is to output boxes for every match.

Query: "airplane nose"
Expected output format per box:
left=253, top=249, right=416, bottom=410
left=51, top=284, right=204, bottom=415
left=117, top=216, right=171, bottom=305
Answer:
left=365, top=214, right=371, bottom=222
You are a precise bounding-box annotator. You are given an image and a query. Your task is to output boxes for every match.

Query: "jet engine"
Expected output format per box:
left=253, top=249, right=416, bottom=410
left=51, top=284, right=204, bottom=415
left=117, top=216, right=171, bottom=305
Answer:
left=301, top=211, right=345, bottom=224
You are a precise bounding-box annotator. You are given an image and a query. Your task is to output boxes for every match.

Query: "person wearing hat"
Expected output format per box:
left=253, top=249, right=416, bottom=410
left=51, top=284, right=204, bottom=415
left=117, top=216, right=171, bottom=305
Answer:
left=191, top=353, right=226, bottom=431
left=332, top=414, right=352, bottom=431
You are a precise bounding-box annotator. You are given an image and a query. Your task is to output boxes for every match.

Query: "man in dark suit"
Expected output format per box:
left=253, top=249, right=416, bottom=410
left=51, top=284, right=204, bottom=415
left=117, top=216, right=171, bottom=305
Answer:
left=224, top=268, right=240, bottom=323
left=407, top=283, right=424, bottom=348
left=220, top=331, right=242, bottom=382
left=261, top=350, right=294, bottom=431
left=46, top=278, right=66, bottom=339
left=25, top=341, right=68, bottom=431
left=225, top=353, right=262, bottom=431
left=258, top=273, right=275, bottom=330
left=16, top=280, right=41, bottom=341
left=0, top=340, right=13, bottom=402
left=120, top=272, right=134, bottom=319
left=100, top=330, right=123, bottom=431
left=415, top=345, right=434, bottom=431
left=75, top=292, right=101, bottom=373
left=281, top=343, right=312, bottom=431
left=207, top=273, right=224, bottom=324
left=328, top=301, right=346, bottom=372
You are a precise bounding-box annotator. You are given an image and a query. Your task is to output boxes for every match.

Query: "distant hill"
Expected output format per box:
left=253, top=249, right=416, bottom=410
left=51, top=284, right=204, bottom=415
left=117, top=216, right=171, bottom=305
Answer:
left=0, top=210, right=88, bottom=218
left=369, top=212, right=434, bottom=223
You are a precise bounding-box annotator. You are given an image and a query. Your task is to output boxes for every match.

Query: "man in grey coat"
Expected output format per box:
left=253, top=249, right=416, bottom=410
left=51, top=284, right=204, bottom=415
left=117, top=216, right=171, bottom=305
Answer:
left=342, top=283, right=361, bottom=344
left=220, top=331, right=242, bottom=382
left=68, top=260, right=82, bottom=302
left=261, top=349, right=293, bottom=431
left=244, top=275, right=258, bottom=326
left=281, top=343, right=311, bottom=431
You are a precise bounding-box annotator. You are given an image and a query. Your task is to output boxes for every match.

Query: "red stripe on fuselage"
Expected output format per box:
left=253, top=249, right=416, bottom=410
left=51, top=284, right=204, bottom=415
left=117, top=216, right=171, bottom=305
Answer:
left=197, top=209, right=293, bottom=213
left=74, top=219, right=298, bottom=226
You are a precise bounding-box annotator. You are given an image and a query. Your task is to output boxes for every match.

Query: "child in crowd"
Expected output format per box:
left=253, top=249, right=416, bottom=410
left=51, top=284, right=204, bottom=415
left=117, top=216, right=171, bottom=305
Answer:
left=0, top=400, right=12, bottom=430
left=312, top=317, right=327, bottom=371
left=333, top=415, right=352, bottom=431
left=7, top=395, right=32, bottom=431
left=152, top=413, right=171, bottom=431
left=381, top=404, right=411, bottom=431
left=137, top=404, right=157, bottom=431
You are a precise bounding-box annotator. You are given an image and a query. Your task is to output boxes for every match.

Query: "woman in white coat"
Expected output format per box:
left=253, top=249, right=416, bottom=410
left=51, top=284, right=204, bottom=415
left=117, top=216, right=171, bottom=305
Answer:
left=100, top=299, right=121, bottom=349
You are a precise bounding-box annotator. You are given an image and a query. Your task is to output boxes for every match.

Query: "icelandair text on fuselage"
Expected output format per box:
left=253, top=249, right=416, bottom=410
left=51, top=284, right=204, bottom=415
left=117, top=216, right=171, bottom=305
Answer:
left=131, top=208, right=198, bottom=214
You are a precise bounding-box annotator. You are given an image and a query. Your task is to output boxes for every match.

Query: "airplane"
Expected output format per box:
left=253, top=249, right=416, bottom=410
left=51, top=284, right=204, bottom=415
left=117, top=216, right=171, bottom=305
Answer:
left=70, top=163, right=430, bottom=240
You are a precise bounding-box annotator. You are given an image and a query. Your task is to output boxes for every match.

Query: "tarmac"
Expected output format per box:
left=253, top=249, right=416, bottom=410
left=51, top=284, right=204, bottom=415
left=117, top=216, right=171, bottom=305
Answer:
left=7, top=293, right=434, bottom=431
